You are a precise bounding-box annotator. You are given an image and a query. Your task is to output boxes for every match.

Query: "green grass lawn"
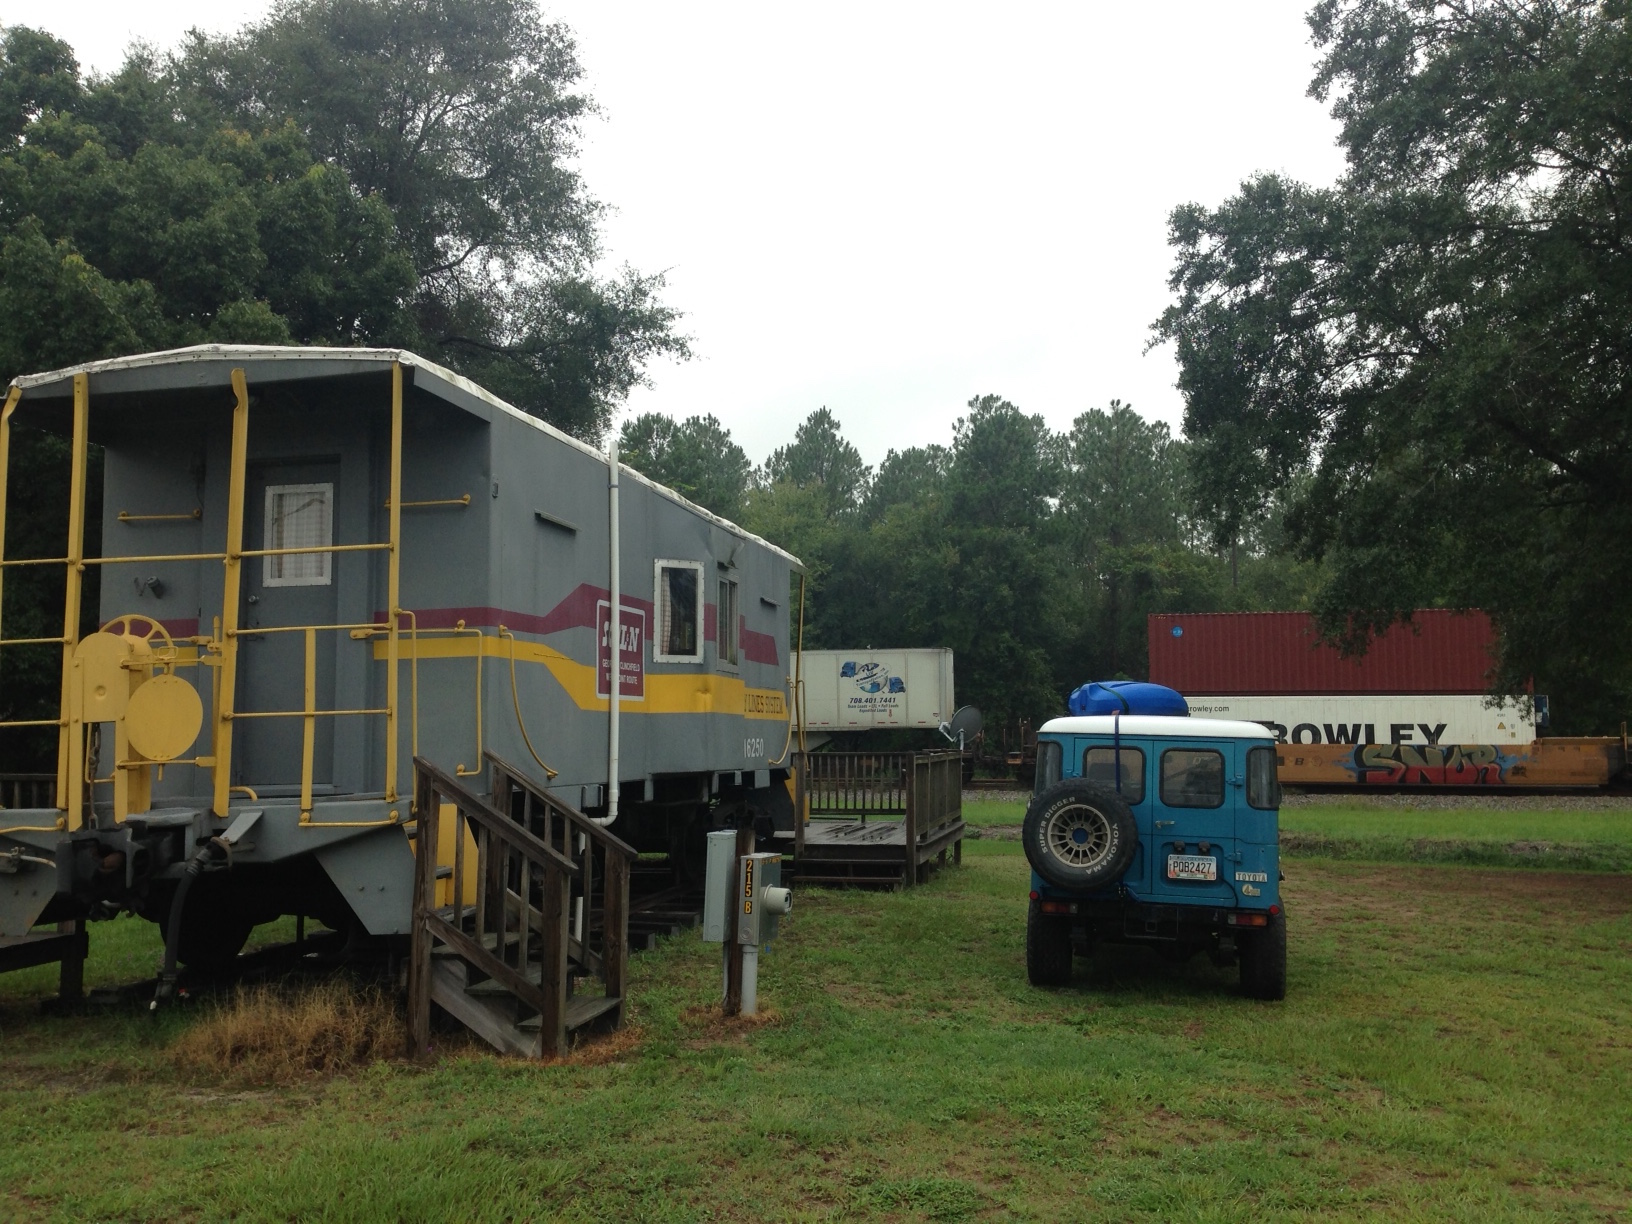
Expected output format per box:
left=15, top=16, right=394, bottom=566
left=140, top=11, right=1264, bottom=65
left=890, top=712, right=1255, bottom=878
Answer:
left=963, top=798, right=1632, bottom=870
left=2, top=842, right=1629, bottom=1221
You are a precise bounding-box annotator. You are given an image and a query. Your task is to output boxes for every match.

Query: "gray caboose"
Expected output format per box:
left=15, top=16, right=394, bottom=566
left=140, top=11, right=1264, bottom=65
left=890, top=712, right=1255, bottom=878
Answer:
left=0, top=346, right=802, bottom=967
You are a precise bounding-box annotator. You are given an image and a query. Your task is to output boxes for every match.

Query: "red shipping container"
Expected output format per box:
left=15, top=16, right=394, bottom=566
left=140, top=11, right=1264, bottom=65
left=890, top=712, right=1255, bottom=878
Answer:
left=1148, top=610, right=1497, bottom=695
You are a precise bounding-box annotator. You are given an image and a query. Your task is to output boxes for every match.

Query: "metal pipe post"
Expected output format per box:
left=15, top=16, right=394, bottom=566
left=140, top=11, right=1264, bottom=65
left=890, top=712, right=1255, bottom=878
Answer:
left=56, top=375, right=90, bottom=825
left=0, top=387, right=19, bottom=653
left=601, top=432, right=621, bottom=827
left=385, top=363, right=403, bottom=803
left=741, top=945, right=759, bottom=1016
left=212, top=370, right=251, bottom=817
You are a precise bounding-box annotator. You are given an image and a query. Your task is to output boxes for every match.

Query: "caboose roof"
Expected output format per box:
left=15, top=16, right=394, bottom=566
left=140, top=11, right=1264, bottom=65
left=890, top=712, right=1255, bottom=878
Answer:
left=9, top=344, right=803, bottom=571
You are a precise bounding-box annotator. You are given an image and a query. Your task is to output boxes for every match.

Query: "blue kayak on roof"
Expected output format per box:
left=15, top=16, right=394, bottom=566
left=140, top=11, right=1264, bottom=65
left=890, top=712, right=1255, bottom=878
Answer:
left=1066, top=680, right=1189, bottom=718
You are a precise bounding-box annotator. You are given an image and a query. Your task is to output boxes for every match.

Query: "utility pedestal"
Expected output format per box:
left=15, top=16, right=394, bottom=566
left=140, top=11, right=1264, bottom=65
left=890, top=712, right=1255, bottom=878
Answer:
left=703, top=829, right=792, bottom=1016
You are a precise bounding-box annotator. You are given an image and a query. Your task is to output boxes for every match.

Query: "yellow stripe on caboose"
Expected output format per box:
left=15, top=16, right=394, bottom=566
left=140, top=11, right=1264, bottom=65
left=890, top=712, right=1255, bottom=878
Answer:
left=371, top=634, right=789, bottom=720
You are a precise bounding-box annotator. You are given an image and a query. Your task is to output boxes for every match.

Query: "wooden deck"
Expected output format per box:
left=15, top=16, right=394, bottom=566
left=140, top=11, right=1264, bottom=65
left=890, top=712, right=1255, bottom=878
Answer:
left=792, top=750, right=966, bottom=888
left=794, top=817, right=966, bottom=888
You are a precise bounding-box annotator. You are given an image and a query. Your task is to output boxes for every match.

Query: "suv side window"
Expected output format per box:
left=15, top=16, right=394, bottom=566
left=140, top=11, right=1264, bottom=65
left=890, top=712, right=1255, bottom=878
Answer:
left=1083, top=746, right=1145, bottom=802
left=1247, top=745, right=1281, bottom=809
left=1160, top=748, right=1225, bottom=808
left=1034, top=740, right=1062, bottom=793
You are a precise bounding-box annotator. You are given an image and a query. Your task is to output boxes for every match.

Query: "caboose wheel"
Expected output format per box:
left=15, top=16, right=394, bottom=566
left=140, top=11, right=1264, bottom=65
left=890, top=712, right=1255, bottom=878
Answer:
left=158, top=879, right=255, bottom=973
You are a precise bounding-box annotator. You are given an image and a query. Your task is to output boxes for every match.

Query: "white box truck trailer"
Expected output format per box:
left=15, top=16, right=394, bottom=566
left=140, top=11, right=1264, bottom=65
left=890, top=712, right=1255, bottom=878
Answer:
left=799, top=648, right=955, bottom=730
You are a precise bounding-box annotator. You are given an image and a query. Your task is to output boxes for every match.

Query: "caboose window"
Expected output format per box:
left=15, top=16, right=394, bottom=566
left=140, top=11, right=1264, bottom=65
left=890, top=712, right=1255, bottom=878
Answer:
left=654, top=560, right=703, bottom=661
left=717, top=578, right=739, bottom=666
left=263, top=483, right=333, bottom=586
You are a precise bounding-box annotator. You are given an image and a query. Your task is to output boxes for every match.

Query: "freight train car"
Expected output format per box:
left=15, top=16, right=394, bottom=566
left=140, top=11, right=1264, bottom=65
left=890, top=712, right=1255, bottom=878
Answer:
left=0, top=346, right=802, bottom=965
left=1150, top=612, right=1627, bottom=788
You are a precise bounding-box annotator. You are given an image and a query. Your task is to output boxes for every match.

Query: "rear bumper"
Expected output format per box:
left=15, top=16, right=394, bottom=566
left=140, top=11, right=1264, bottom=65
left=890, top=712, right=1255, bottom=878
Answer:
left=1034, top=895, right=1276, bottom=946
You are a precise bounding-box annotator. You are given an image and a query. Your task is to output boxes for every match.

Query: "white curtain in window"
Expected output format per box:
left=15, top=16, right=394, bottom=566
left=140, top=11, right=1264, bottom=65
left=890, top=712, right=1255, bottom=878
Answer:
left=264, top=483, right=333, bottom=586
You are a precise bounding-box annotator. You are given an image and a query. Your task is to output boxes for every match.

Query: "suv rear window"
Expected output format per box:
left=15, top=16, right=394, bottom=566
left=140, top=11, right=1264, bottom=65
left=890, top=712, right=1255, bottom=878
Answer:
left=1083, top=746, right=1145, bottom=802
left=1247, top=745, right=1281, bottom=809
left=1034, top=740, right=1062, bottom=794
left=1160, top=749, right=1224, bottom=808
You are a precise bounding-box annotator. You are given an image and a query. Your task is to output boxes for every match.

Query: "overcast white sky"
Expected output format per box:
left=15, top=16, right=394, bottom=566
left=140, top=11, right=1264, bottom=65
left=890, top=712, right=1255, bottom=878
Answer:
left=2, top=1, right=1348, bottom=464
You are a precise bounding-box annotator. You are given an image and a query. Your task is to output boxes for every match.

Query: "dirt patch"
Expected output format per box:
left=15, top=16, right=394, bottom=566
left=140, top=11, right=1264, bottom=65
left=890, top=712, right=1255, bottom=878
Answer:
left=677, top=1002, right=782, bottom=1047
left=564, top=1023, right=645, bottom=1066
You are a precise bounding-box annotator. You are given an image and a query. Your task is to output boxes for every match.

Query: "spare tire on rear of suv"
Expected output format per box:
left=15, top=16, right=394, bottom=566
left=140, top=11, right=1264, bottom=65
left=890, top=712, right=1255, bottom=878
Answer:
left=1023, top=778, right=1139, bottom=891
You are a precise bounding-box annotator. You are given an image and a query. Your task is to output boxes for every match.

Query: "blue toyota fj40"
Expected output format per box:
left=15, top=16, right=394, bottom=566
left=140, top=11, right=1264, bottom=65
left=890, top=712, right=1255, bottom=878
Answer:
left=1023, top=681, right=1286, bottom=999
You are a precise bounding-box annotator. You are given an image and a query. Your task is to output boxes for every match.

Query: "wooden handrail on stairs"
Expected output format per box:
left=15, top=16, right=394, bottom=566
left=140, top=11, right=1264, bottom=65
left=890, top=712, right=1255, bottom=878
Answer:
left=485, top=750, right=634, bottom=1019
left=406, top=755, right=632, bottom=1059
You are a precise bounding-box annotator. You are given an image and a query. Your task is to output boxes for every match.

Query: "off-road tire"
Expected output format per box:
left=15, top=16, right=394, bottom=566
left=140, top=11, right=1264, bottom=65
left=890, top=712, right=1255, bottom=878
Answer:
left=1239, top=911, right=1287, bottom=1000
left=1022, top=778, right=1138, bottom=891
left=1026, top=900, right=1073, bottom=987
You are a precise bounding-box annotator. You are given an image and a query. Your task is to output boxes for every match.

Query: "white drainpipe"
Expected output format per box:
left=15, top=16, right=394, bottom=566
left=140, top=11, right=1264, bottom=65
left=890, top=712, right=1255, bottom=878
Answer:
left=597, top=437, right=620, bottom=829
left=596, top=434, right=622, bottom=827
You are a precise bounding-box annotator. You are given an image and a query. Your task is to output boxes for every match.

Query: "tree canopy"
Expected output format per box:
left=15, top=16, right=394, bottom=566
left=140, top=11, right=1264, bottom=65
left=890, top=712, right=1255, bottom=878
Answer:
left=0, top=0, right=687, bottom=437
left=1154, top=0, right=1632, bottom=732
left=617, top=401, right=1308, bottom=732
left=619, top=412, right=753, bottom=521
left=0, top=3, right=688, bottom=764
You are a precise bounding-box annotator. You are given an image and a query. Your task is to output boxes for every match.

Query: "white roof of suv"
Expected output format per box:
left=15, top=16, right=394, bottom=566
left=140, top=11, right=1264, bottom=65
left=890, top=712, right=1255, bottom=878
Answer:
left=1038, top=715, right=1275, bottom=740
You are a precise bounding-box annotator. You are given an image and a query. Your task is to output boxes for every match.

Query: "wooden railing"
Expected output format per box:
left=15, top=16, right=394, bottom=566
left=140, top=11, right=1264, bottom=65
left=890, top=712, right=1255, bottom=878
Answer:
left=406, top=755, right=632, bottom=1059
left=794, top=750, right=964, bottom=885
left=904, top=752, right=963, bottom=859
left=797, top=751, right=915, bottom=820
left=485, top=750, right=632, bottom=1007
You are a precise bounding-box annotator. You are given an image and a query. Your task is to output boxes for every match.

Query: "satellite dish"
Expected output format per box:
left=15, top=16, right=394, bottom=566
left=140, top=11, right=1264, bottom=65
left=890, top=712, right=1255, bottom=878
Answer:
left=938, top=705, right=983, bottom=748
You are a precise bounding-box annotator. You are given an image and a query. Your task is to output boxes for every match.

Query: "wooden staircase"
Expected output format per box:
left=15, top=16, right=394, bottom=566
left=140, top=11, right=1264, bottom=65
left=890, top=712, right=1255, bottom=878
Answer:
left=406, top=754, right=636, bottom=1059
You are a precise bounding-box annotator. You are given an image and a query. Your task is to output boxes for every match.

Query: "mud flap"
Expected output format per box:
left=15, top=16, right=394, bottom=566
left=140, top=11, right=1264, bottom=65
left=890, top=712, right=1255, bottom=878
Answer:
left=0, top=856, right=57, bottom=937
left=314, top=826, right=416, bottom=935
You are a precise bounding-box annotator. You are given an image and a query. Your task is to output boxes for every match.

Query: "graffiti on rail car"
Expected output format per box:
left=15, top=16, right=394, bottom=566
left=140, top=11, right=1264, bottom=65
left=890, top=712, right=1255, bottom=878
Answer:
left=1345, top=742, right=1514, bottom=786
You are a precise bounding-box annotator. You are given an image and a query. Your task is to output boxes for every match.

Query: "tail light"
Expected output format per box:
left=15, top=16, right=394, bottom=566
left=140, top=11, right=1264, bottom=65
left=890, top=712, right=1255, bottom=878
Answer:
left=1040, top=901, right=1079, bottom=916
left=1227, top=912, right=1269, bottom=927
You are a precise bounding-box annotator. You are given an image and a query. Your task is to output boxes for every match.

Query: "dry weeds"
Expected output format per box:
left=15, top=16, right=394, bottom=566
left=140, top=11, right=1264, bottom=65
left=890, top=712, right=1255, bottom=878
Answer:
left=171, top=979, right=404, bottom=1083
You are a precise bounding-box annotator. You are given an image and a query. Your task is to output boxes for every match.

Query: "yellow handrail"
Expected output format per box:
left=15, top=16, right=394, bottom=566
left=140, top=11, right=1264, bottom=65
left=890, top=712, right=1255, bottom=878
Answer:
left=0, top=818, right=66, bottom=836
left=300, top=626, right=317, bottom=821
left=499, top=626, right=559, bottom=780
left=385, top=362, right=403, bottom=804
left=0, top=386, right=18, bottom=656
left=231, top=708, right=391, bottom=719
left=118, top=508, right=201, bottom=523
left=301, top=807, right=402, bottom=829
left=452, top=620, right=485, bottom=777
left=211, top=369, right=251, bottom=817
left=57, top=374, right=90, bottom=826
left=385, top=493, right=470, bottom=509
left=233, top=621, right=390, bottom=637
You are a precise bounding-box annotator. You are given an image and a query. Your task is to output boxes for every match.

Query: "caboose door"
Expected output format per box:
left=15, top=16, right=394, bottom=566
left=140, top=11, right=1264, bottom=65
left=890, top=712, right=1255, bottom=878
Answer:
left=235, top=462, right=341, bottom=790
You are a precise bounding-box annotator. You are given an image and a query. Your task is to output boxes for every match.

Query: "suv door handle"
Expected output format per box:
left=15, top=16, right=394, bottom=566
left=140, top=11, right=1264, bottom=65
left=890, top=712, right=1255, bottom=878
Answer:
left=1154, top=820, right=1175, bottom=828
